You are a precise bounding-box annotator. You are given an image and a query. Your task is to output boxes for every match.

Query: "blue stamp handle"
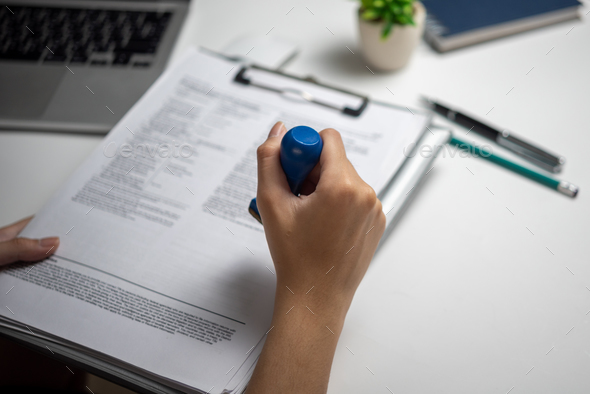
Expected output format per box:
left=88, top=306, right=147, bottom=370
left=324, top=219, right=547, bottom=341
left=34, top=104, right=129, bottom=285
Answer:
left=249, top=126, right=323, bottom=224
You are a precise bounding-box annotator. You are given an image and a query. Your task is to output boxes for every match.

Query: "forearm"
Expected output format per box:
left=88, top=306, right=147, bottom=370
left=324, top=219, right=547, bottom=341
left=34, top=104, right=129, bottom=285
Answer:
left=246, top=283, right=350, bottom=394
left=247, top=124, right=385, bottom=393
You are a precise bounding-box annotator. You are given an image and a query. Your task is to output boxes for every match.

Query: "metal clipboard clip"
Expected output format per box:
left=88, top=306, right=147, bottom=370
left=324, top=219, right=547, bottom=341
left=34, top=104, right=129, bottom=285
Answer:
left=233, top=65, right=369, bottom=117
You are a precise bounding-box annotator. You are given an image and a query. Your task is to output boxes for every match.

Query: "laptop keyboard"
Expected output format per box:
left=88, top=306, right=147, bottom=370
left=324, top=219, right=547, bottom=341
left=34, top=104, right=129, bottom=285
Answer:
left=0, top=5, right=172, bottom=67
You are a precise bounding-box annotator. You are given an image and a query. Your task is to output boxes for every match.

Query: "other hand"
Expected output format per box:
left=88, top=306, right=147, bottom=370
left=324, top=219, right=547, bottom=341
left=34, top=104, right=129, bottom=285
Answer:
left=0, top=217, right=59, bottom=267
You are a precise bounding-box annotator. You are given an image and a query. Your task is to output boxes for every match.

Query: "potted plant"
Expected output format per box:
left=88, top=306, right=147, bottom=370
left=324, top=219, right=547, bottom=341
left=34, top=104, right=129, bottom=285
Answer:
left=357, top=0, right=426, bottom=71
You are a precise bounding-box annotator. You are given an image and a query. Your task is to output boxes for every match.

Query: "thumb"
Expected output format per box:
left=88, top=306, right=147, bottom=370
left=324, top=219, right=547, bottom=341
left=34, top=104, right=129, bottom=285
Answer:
left=0, top=237, right=60, bottom=267
left=256, top=121, right=291, bottom=202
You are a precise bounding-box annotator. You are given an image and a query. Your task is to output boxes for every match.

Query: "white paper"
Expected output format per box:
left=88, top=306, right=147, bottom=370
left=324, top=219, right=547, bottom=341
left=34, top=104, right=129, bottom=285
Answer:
left=0, top=48, right=429, bottom=393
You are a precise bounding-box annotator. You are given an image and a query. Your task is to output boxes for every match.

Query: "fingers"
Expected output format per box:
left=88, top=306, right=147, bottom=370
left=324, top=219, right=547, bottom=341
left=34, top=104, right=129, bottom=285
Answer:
left=318, top=128, right=347, bottom=165
left=298, top=162, right=320, bottom=196
left=0, top=216, right=34, bottom=242
left=0, top=216, right=60, bottom=267
left=256, top=121, right=291, bottom=202
left=298, top=129, right=366, bottom=197
left=0, top=237, right=59, bottom=267
left=315, top=129, right=360, bottom=190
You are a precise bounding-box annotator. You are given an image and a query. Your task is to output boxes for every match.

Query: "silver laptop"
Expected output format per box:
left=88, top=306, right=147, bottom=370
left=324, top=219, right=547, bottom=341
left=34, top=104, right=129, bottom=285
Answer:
left=0, top=0, right=189, bottom=133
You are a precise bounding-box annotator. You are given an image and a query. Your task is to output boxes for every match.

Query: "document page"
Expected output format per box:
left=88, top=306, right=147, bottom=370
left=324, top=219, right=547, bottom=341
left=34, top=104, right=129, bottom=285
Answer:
left=0, top=48, right=429, bottom=393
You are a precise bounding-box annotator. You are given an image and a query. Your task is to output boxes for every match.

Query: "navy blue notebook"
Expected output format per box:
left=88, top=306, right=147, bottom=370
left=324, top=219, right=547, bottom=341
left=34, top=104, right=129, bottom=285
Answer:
left=422, top=0, right=581, bottom=52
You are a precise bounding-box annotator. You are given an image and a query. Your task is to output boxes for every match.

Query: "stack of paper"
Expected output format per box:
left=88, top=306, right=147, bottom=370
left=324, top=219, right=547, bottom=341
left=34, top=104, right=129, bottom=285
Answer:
left=0, top=48, right=429, bottom=393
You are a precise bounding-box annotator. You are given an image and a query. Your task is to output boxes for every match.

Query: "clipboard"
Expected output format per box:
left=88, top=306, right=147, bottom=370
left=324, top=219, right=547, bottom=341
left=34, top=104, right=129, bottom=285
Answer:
left=0, top=48, right=449, bottom=394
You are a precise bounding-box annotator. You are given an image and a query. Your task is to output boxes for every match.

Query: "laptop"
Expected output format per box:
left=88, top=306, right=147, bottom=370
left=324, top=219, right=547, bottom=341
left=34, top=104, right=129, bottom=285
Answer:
left=0, top=0, right=189, bottom=134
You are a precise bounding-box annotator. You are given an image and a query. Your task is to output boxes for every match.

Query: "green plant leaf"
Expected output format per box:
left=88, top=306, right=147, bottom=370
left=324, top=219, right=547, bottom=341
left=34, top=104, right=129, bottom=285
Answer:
left=381, top=20, right=393, bottom=39
left=358, top=0, right=415, bottom=27
left=361, top=9, right=380, bottom=20
left=373, top=0, right=385, bottom=8
left=361, top=0, right=373, bottom=8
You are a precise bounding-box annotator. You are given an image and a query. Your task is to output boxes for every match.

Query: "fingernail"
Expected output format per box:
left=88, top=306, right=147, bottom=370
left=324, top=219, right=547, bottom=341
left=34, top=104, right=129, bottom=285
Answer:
left=39, top=237, right=59, bottom=247
left=268, top=121, right=285, bottom=138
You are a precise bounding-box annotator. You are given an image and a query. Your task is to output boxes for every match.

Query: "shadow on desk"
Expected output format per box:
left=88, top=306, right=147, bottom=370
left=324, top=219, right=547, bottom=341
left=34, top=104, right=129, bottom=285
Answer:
left=320, top=40, right=370, bottom=76
left=0, top=336, right=136, bottom=394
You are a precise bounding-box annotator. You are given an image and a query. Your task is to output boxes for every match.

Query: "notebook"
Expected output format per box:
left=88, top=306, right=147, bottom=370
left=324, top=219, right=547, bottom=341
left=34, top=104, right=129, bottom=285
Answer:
left=0, top=48, right=431, bottom=393
left=423, top=0, right=581, bottom=52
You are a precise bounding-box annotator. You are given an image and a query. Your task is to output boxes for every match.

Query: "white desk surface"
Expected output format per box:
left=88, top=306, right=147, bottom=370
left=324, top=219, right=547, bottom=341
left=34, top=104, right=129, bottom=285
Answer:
left=1, top=1, right=589, bottom=393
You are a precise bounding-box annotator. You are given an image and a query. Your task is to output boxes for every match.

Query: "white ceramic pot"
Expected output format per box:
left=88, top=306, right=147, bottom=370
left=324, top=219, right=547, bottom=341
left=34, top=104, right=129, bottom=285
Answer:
left=358, top=2, right=426, bottom=72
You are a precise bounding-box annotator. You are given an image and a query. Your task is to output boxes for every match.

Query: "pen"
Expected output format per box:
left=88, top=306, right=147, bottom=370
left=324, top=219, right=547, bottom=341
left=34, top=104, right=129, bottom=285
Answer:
left=450, top=135, right=578, bottom=198
left=422, top=97, right=566, bottom=174
left=249, top=126, right=323, bottom=224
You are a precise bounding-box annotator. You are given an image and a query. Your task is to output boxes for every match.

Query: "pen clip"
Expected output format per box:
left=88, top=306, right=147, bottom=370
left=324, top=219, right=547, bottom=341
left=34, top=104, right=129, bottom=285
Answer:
left=497, top=132, right=565, bottom=173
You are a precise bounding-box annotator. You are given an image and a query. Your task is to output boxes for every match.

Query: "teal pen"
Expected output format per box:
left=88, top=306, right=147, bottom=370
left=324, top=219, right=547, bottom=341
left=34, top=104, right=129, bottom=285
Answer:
left=450, top=135, right=579, bottom=198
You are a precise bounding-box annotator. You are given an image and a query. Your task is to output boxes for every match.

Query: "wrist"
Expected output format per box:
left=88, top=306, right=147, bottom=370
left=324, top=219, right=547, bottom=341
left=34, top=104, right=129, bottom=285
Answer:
left=273, top=278, right=351, bottom=332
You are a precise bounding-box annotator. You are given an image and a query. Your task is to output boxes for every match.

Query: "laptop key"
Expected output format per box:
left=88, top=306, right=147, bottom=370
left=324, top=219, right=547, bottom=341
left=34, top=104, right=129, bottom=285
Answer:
left=71, top=52, right=88, bottom=63
left=45, top=53, right=68, bottom=62
left=90, top=59, right=108, bottom=66
left=113, top=51, right=131, bottom=65
left=118, top=40, right=156, bottom=54
left=133, top=61, right=151, bottom=68
left=44, top=45, right=68, bottom=62
left=94, top=43, right=110, bottom=53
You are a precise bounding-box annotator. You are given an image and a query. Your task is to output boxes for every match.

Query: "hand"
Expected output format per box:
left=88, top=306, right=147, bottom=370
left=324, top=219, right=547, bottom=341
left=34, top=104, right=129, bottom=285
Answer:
left=0, top=217, right=60, bottom=267
left=247, top=122, right=385, bottom=394
left=256, top=122, right=385, bottom=314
